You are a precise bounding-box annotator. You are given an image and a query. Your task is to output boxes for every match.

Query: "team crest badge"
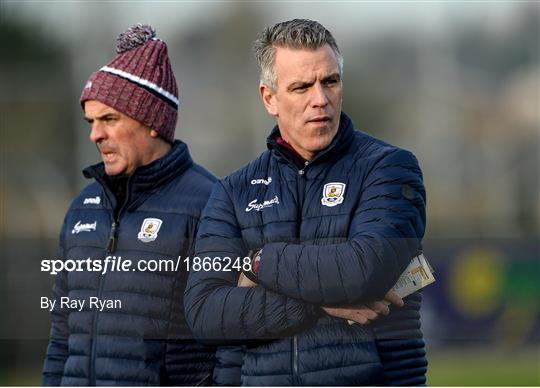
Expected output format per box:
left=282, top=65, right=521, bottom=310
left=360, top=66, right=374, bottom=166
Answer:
left=137, top=218, right=162, bottom=243
left=321, top=182, right=346, bottom=207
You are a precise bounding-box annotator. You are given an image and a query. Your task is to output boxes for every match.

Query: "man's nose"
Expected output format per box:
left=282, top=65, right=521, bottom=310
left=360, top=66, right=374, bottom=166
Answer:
left=89, top=122, right=105, bottom=143
left=311, top=83, right=329, bottom=108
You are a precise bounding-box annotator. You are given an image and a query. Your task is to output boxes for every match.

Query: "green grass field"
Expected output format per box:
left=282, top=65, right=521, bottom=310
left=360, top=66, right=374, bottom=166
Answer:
left=1, top=348, right=538, bottom=386
left=427, top=349, right=539, bottom=386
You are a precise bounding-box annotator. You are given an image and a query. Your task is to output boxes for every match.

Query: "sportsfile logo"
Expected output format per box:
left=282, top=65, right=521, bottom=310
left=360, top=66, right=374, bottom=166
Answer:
left=245, top=196, right=279, bottom=212
left=72, top=221, right=97, bottom=234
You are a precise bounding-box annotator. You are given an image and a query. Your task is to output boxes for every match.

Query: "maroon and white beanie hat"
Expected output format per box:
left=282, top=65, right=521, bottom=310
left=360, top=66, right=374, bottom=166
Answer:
left=80, top=24, right=178, bottom=143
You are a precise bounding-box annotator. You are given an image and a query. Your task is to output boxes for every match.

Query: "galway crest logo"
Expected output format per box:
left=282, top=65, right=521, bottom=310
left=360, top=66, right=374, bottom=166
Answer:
left=321, top=182, right=346, bottom=207
left=137, top=218, right=162, bottom=243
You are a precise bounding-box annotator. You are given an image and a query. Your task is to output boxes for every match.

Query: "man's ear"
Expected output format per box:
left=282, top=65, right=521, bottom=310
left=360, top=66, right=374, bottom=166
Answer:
left=149, top=129, right=160, bottom=138
left=259, top=84, right=278, bottom=117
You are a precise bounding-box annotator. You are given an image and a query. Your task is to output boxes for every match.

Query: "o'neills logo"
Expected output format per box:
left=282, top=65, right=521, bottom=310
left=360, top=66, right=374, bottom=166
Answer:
left=72, top=221, right=97, bottom=234
left=245, top=196, right=279, bottom=212
left=251, top=177, right=272, bottom=185
left=83, top=196, right=101, bottom=205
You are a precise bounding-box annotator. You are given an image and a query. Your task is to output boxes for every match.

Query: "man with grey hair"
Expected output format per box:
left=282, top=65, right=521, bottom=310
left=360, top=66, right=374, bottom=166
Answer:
left=185, top=19, right=427, bottom=385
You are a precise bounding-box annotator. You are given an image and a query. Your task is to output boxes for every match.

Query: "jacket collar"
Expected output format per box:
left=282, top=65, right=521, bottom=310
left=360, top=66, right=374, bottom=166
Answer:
left=83, top=140, right=193, bottom=208
left=266, top=112, right=355, bottom=169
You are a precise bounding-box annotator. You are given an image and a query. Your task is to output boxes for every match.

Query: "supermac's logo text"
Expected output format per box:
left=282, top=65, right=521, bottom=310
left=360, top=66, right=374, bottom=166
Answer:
left=71, top=221, right=97, bottom=234
left=245, top=196, right=279, bottom=212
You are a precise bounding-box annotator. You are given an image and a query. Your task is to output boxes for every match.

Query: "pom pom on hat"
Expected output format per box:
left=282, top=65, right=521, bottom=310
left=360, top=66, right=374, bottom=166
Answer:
left=116, top=24, right=156, bottom=54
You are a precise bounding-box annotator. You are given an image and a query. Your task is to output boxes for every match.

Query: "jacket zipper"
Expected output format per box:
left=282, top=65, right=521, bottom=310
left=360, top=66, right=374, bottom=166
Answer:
left=295, top=160, right=308, bottom=237
left=89, top=179, right=130, bottom=385
left=106, top=221, right=118, bottom=253
left=292, top=335, right=299, bottom=385
left=291, top=161, right=308, bottom=385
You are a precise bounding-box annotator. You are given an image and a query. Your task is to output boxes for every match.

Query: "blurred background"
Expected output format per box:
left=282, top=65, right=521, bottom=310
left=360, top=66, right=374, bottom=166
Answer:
left=1, top=1, right=538, bottom=385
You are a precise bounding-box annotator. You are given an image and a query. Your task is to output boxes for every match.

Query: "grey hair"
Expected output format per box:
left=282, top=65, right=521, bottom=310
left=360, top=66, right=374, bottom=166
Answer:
left=253, top=19, right=343, bottom=90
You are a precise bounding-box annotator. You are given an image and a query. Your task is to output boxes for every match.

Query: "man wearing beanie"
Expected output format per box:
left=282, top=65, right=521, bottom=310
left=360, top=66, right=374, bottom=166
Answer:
left=42, top=24, right=216, bottom=386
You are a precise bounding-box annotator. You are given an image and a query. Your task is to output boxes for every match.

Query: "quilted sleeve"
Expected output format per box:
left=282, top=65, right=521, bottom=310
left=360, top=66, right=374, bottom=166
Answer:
left=212, top=346, right=245, bottom=386
left=256, top=149, right=426, bottom=306
left=184, top=181, right=320, bottom=344
left=42, top=222, right=70, bottom=386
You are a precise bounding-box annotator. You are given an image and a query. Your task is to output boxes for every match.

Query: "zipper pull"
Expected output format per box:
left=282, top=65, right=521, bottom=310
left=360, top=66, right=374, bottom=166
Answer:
left=298, top=160, right=309, bottom=175
left=107, top=221, right=118, bottom=253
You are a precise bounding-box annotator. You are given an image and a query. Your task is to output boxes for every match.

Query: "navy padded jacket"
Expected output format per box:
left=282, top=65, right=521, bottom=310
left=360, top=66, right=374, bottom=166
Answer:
left=184, top=113, right=427, bottom=385
left=43, top=141, right=217, bottom=386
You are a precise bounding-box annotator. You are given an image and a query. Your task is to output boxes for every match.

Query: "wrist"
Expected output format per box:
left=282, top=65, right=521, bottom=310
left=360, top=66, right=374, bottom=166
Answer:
left=243, top=249, right=262, bottom=283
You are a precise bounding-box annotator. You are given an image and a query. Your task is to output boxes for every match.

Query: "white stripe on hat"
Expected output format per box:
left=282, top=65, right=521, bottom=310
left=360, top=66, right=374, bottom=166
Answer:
left=99, top=66, right=179, bottom=107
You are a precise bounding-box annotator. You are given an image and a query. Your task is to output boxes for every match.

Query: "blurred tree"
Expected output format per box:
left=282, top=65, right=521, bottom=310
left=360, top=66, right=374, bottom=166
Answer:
left=171, top=4, right=270, bottom=176
left=0, top=15, right=74, bottom=382
left=453, top=4, right=539, bottom=81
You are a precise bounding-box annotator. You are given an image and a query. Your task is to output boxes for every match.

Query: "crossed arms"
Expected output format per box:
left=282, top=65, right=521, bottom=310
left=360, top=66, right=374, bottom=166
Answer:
left=184, top=149, right=426, bottom=342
